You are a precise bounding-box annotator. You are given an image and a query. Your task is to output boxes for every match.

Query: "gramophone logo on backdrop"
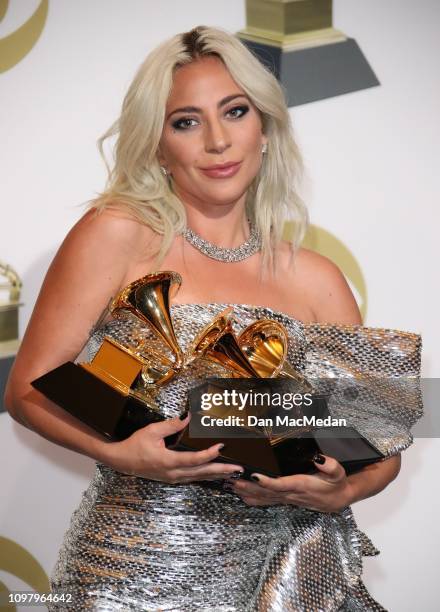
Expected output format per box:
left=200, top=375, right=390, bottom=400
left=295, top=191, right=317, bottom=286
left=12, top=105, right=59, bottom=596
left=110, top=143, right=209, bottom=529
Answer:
left=285, top=223, right=368, bottom=319
left=0, top=0, right=48, bottom=73
left=0, top=536, right=50, bottom=608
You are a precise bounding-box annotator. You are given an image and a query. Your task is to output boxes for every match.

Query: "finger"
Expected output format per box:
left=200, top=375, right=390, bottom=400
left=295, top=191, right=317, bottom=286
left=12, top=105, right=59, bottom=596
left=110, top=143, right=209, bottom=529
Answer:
left=231, top=479, right=281, bottom=499
left=239, top=496, right=282, bottom=507
left=185, top=461, right=244, bottom=478
left=166, top=443, right=233, bottom=468
left=174, top=462, right=244, bottom=482
left=312, top=454, right=346, bottom=481
left=146, top=412, right=190, bottom=438
left=239, top=488, right=311, bottom=508
left=246, top=473, right=307, bottom=493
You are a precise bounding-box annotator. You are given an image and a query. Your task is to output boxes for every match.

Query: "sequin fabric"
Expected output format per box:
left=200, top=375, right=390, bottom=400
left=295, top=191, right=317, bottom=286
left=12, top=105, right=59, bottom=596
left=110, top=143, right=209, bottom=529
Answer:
left=49, top=304, right=422, bottom=611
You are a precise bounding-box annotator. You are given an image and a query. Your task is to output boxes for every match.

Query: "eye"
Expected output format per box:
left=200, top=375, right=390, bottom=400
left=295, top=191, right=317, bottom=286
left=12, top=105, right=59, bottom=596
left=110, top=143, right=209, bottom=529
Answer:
left=170, top=105, right=250, bottom=130
left=171, top=117, right=199, bottom=130
left=226, top=105, right=250, bottom=119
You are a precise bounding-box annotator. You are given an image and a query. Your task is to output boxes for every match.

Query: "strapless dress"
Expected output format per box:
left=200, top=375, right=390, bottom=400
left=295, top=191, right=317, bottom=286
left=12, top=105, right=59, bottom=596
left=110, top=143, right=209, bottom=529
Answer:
left=48, top=303, right=422, bottom=611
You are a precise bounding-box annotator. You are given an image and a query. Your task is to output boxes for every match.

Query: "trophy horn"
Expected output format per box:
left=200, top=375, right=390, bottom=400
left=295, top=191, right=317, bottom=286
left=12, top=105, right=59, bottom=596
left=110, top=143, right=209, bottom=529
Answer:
left=238, top=320, right=287, bottom=376
left=188, top=308, right=261, bottom=378
left=238, top=320, right=313, bottom=390
left=110, top=271, right=184, bottom=370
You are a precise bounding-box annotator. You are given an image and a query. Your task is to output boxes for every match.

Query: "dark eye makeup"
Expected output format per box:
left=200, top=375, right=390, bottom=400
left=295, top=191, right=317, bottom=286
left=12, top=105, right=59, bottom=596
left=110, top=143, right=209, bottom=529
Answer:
left=171, top=104, right=250, bottom=131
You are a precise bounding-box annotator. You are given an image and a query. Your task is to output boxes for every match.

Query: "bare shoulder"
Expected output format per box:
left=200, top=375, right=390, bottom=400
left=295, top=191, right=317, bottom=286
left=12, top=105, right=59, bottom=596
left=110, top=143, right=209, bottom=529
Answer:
left=65, top=207, right=155, bottom=257
left=286, top=245, right=362, bottom=325
left=54, top=206, right=160, bottom=286
left=8, top=207, right=157, bottom=388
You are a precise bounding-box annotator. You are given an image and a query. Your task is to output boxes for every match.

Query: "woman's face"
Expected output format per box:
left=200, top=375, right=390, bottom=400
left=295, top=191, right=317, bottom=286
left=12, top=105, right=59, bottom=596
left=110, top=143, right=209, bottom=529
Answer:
left=158, top=55, right=267, bottom=210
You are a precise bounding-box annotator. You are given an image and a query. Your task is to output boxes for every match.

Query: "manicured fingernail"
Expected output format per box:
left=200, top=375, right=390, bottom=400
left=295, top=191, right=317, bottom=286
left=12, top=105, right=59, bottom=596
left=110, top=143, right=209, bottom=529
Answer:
left=228, top=471, right=243, bottom=479
left=217, top=443, right=225, bottom=450
left=179, top=410, right=188, bottom=420
left=313, top=454, right=326, bottom=464
left=250, top=474, right=260, bottom=482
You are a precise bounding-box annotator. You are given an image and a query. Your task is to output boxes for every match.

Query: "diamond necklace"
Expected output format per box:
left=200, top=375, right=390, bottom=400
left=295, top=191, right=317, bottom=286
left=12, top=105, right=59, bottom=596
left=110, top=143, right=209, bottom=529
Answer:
left=182, top=221, right=262, bottom=263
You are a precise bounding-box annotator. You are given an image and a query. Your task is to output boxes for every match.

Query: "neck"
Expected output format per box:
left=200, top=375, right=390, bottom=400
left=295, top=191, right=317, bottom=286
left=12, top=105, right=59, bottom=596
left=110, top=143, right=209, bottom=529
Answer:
left=182, top=198, right=250, bottom=248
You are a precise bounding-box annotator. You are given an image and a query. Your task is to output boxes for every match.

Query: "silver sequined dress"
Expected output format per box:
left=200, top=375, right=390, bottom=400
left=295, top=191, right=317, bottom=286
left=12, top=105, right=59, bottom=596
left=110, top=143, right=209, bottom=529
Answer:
left=49, top=303, right=422, bottom=611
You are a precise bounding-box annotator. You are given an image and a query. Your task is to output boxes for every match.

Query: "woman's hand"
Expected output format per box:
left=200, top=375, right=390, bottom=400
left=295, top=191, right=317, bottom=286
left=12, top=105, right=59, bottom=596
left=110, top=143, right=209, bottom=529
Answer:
left=103, top=412, right=244, bottom=484
left=228, top=455, right=353, bottom=513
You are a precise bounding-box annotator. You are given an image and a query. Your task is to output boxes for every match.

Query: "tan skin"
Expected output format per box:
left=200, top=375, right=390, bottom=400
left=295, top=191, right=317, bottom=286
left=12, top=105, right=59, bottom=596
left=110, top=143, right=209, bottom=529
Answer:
left=4, top=56, right=400, bottom=512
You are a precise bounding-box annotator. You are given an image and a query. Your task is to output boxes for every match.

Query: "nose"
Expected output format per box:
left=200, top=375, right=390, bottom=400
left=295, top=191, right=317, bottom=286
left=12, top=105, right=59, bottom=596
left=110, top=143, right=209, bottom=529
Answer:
left=204, top=118, right=231, bottom=154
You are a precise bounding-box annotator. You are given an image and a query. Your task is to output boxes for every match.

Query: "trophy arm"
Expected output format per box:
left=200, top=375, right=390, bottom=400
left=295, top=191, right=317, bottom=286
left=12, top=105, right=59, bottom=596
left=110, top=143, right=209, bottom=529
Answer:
left=0, top=260, right=23, bottom=303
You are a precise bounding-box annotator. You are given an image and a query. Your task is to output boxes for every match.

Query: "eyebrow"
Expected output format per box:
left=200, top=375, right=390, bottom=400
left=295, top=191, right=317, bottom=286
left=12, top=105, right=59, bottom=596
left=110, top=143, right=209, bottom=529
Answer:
left=166, top=94, right=250, bottom=120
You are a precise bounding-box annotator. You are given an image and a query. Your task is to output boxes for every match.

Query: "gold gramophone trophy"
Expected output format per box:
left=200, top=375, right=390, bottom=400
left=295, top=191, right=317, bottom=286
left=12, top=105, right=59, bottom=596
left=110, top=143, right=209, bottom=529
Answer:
left=31, top=271, right=383, bottom=476
left=0, top=261, right=23, bottom=346
left=31, top=272, right=185, bottom=440
left=172, top=302, right=333, bottom=476
left=174, top=311, right=383, bottom=477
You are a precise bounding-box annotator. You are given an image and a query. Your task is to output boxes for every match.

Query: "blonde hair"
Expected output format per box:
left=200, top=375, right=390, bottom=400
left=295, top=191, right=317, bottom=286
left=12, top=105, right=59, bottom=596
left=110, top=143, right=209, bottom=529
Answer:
left=88, top=25, right=308, bottom=272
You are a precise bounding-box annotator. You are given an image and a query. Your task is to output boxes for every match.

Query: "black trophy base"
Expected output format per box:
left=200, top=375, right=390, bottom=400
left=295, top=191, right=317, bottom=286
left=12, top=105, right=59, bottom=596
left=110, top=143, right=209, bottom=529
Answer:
left=171, top=378, right=384, bottom=480
left=170, top=425, right=383, bottom=480
left=31, top=362, right=164, bottom=441
left=32, top=366, right=384, bottom=480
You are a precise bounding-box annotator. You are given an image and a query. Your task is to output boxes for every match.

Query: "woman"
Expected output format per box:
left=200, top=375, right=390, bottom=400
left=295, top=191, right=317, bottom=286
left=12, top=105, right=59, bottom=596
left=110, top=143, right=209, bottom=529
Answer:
left=5, top=26, right=415, bottom=611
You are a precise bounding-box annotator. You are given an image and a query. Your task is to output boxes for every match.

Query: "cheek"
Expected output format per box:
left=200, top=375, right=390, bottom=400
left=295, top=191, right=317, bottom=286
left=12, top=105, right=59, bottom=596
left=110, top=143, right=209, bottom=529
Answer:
left=160, top=130, right=188, bottom=160
left=164, top=138, right=202, bottom=171
left=241, top=134, right=263, bottom=168
left=237, top=121, right=264, bottom=153
left=161, top=139, right=184, bottom=164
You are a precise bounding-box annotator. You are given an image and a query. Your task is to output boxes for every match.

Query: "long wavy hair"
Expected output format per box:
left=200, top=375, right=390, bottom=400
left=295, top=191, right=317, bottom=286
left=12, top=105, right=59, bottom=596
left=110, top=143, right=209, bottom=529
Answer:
left=88, top=25, right=308, bottom=272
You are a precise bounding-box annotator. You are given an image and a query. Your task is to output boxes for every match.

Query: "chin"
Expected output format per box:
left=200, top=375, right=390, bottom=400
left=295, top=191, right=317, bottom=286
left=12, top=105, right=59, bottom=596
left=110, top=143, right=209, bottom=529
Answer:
left=200, top=179, right=256, bottom=204
left=198, top=189, right=249, bottom=208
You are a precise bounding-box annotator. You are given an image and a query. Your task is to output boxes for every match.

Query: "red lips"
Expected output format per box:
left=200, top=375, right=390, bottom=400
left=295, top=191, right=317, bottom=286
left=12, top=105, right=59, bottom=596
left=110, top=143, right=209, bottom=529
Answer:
left=201, top=161, right=240, bottom=170
left=199, top=161, right=242, bottom=178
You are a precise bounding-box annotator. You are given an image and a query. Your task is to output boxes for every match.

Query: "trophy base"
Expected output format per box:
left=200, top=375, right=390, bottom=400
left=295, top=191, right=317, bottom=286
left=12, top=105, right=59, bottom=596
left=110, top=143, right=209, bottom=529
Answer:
left=169, top=379, right=384, bottom=479
left=31, top=365, right=384, bottom=478
left=239, top=37, right=380, bottom=107
left=171, top=425, right=384, bottom=479
left=31, top=361, right=164, bottom=441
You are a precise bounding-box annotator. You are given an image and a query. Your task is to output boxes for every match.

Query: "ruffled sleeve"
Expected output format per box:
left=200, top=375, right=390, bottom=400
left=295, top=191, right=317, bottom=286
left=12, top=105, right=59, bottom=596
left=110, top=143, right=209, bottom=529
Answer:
left=302, top=323, right=423, bottom=457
